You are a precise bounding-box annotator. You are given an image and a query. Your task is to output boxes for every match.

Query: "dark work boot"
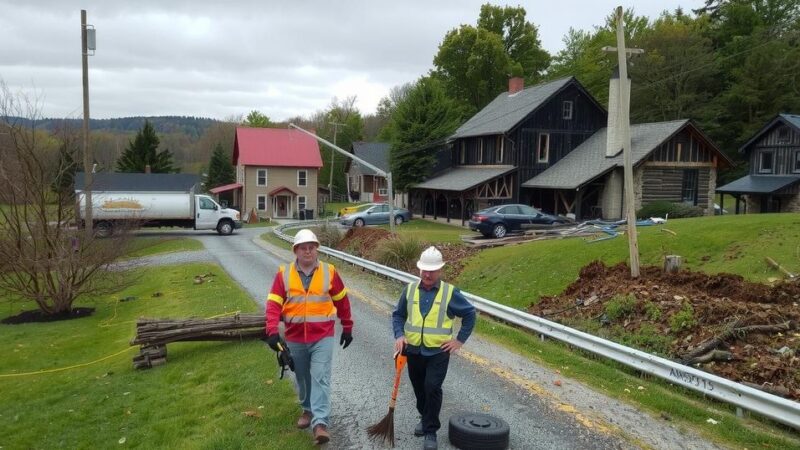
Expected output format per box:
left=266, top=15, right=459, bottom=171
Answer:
left=423, top=432, right=437, bottom=450
left=414, top=421, right=424, bottom=437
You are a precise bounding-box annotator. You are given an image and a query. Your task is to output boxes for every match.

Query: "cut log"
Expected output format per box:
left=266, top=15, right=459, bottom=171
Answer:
left=663, top=255, right=682, bottom=273
left=742, top=381, right=792, bottom=398
left=684, top=350, right=733, bottom=365
left=681, top=320, right=795, bottom=363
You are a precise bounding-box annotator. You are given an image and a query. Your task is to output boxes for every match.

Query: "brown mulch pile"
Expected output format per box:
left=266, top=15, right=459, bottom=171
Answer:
left=530, top=261, right=800, bottom=400
left=335, top=228, right=478, bottom=280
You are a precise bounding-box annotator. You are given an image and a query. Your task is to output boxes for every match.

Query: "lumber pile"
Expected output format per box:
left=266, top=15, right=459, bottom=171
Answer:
left=130, top=313, right=265, bottom=369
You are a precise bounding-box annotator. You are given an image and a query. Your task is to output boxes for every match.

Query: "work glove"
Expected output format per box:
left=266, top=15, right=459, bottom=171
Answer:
left=265, top=333, right=281, bottom=352
left=339, top=332, right=353, bottom=349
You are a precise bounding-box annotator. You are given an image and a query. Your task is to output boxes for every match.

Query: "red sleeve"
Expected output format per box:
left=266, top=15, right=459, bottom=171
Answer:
left=265, top=272, right=285, bottom=336
left=330, top=271, right=353, bottom=334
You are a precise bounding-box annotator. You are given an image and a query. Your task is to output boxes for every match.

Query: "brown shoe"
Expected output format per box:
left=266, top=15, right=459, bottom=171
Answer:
left=313, top=424, right=330, bottom=445
left=296, top=410, right=312, bottom=429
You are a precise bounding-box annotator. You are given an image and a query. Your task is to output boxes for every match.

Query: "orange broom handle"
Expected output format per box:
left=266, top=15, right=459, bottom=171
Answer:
left=388, top=353, right=407, bottom=409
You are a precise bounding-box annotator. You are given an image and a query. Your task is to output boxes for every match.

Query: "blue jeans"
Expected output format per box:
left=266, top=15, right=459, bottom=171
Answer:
left=286, top=337, right=334, bottom=428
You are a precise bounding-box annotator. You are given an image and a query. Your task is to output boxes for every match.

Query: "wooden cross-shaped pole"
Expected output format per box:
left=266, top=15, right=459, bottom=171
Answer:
left=604, top=6, right=643, bottom=278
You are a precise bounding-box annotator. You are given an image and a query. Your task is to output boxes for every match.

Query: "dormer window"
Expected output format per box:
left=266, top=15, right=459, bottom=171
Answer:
left=759, top=151, right=774, bottom=173
left=562, top=101, right=573, bottom=120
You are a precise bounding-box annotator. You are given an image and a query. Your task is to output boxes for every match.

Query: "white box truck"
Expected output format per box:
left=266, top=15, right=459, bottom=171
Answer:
left=75, top=173, right=242, bottom=237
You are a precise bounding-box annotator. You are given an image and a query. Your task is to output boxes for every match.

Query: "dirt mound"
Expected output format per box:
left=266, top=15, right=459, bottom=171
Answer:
left=532, top=261, right=800, bottom=400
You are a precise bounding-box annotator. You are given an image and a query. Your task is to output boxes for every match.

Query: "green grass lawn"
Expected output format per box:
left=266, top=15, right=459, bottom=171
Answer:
left=377, top=219, right=467, bottom=244
left=123, top=237, right=205, bottom=258
left=0, top=263, right=314, bottom=449
left=457, top=213, right=800, bottom=309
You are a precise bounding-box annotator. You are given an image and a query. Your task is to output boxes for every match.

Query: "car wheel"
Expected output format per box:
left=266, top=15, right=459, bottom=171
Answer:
left=394, top=215, right=404, bottom=225
left=217, top=220, right=234, bottom=235
left=492, top=223, right=507, bottom=238
left=448, top=413, right=510, bottom=450
left=354, top=218, right=365, bottom=227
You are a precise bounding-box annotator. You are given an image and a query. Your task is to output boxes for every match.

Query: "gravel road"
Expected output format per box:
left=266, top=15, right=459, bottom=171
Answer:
left=131, top=228, right=722, bottom=450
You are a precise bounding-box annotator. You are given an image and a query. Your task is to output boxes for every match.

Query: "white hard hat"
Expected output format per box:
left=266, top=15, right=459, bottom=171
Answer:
left=417, top=246, right=445, bottom=271
left=293, top=229, right=320, bottom=249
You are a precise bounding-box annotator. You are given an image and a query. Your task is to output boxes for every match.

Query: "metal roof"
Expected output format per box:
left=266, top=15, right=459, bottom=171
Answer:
left=233, top=127, right=322, bottom=168
left=739, top=113, right=800, bottom=153
left=413, top=165, right=515, bottom=191
left=783, top=113, right=800, bottom=129
left=348, top=141, right=390, bottom=176
left=522, top=120, right=689, bottom=189
left=716, top=175, right=800, bottom=194
left=74, top=172, right=199, bottom=192
left=209, top=182, right=242, bottom=194
left=450, top=77, right=574, bottom=139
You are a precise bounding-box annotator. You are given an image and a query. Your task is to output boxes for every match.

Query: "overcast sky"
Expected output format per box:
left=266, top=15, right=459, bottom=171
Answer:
left=1, top=0, right=704, bottom=121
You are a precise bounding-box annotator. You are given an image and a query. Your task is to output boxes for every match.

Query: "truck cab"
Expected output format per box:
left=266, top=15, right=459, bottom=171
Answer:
left=194, top=195, right=242, bottom=235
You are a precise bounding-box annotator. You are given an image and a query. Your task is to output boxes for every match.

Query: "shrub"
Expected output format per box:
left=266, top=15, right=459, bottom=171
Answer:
left=669, top=302, right=697, bottom=332
left=311, top=222, right=343, bottom=248
left=604, top=294, right=637, bottom=321
left=644, top=301, right=662, bottom=321
left=637, top=201, right=704, bottom=219
left=374, top=234, right=424, bottom=273
left=620, top=323, right=670, bottom=355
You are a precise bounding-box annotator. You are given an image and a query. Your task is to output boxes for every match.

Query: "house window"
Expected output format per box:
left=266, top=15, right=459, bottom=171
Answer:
left=477, top=139, right=483, bottom=163
left=496, top=137, right=504, bottom=163
left=537, top=133, right=550, bottom=163
left=460, top=142, right=465, bottom=164
left=298, top=195, right=307, bottom=210
left=681, top=169, right=698, bottom=204
left=793, top=151, right=800, bottom=173
left=297, top=170, right=307, bottom=187
left=378, top=188, right=388, bottom=196
left=777, top=126, right=790, bottom=143
left=759, top=151, right=774, bottom=173
left=257, top=169, right=267, bottom=186
left=257, top=195, right=266, bottom=211
left=562, top=101, right=573, bottom=120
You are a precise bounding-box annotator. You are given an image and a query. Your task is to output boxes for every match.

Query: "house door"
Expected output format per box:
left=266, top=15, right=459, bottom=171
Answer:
left=273, top=195, right=291, bottom=218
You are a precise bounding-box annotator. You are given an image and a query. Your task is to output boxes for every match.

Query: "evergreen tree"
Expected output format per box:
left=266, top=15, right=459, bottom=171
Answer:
left=116, top=120, right=179, bottom=173
left=205, top=143, right=235, bottom=190
left=51, top=140, right=78, bottom=197
left=244, top=110, right=273, bottom=128
left=388, top=77, right=462, bottom=192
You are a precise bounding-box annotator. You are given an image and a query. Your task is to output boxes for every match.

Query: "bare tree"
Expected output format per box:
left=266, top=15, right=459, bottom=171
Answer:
left=0, top=81, right=131, bottom=316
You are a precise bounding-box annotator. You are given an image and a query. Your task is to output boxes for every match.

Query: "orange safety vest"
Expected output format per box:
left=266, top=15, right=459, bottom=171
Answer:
left=279, top=262, right=337, bottom=325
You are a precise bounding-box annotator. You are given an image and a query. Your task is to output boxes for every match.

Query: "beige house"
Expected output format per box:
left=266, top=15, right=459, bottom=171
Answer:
left=227, top=127, right=322, bottom=221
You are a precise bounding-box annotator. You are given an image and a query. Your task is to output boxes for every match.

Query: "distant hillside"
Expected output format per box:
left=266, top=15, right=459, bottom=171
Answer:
left=11, top=116, right=223, bottom=139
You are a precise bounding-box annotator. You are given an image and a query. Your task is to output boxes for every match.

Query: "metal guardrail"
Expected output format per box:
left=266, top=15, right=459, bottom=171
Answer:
left=273, top=222, right=800, bottom=430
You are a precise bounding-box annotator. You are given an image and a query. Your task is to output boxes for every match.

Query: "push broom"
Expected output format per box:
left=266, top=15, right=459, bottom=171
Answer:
left=366, top=351, right=407, bottom=446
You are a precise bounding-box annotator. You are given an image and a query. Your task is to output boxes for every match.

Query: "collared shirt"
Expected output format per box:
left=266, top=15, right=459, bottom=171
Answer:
left=391, top=280, right=476, bottom=356
left=295, top=259, right=319, bottom=291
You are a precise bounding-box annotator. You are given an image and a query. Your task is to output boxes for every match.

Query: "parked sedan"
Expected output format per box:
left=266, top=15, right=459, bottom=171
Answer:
left=340, top=204, right=412, bottom=227
left=469, top=204, right=568, bottom=238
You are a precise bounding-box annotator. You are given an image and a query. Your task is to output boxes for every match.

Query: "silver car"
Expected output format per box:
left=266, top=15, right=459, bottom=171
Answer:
left=340, top=204, right=412, bottom=227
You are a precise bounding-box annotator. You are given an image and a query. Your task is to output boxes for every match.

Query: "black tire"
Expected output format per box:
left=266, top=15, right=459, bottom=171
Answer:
left=353, top=218, right=365, bottom=227
left=492, top=223, right=507, bottom=238
left=449, top=413, right=510, bottom=450
left=394, top=215, right=404, bottom=225
left=94, top=221, right=113, bottom=238
left=217, top=220, right=234, bottom=235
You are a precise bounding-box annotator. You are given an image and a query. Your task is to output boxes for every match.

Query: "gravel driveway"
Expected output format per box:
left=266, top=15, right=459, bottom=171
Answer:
left=129, top=228, right=721, bottom=450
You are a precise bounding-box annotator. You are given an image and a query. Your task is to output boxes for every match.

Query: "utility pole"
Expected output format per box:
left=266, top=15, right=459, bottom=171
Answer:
left=328, top=122, right=347, bottom=199
left=81, top=10, right=95, bottom=239
left=604, top=6, right=643, bottom=278
left=289, top=123, right=396, bottom=233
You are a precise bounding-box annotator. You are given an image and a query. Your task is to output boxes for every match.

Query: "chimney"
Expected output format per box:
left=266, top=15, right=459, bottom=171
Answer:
left=145, top=164, right=151, bottom=174
left=508, top=77, right=524, bottom=94
left=605, top=66, right=629, bottom=158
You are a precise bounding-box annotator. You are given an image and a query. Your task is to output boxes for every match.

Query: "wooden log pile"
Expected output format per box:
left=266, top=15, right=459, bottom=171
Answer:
left=131, top=313, right=265, bottom=369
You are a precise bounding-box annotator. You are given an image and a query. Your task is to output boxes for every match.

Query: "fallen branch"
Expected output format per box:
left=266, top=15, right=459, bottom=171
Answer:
left=684, top=350, right=733, bottom=365
left=764, top=257, right=797, bottom=280
left=681, top=320, right=795, bottom=362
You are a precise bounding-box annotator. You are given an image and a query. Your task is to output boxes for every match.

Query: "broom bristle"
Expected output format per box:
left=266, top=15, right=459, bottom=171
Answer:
left=366, top=407, right=395, bottom=446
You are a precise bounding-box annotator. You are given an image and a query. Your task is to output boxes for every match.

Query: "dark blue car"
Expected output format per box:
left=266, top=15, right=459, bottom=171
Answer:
left=469, top=204, right=568, bottom=238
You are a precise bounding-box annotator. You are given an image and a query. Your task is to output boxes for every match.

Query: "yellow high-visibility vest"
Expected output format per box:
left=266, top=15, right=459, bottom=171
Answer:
left=279, top=262, right=337, bottom=324
left=403, top=281, right=454, bottom=348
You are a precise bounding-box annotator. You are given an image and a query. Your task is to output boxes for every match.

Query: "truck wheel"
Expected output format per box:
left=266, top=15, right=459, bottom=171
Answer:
left=94, top=221, right=113, bottom=238
left=448, top=413, right=509, bottom=450
left=217, top=220, right=234, bottom=235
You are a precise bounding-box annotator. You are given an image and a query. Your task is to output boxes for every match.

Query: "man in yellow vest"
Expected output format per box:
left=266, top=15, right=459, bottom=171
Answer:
left=265, top=229, right=354, bottom=445
left=392, top=246, right=476, bottom=450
